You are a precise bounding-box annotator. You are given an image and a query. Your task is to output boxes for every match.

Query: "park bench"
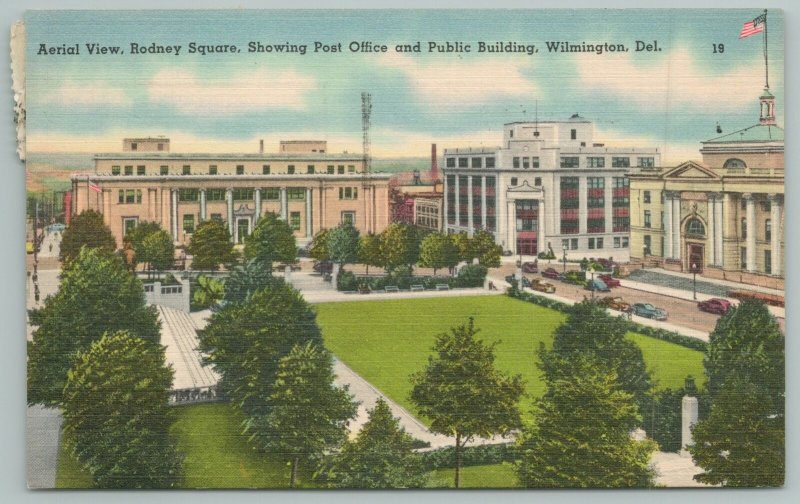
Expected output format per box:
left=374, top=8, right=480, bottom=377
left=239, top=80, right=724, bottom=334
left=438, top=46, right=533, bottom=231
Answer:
left=358, top=285, right=372, bottom=294
left=435, top=284, right=450, bottom=291
left=410, top=284, right=425, bottom=292
left=384, top=285, right=400, bottom=293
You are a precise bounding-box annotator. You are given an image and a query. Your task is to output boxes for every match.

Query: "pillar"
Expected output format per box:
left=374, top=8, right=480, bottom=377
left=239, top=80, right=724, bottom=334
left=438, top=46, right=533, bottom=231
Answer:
left=253, top=187, right=261, bottom=220
left=664, top=192, right=673, bottom=259
left=481, top=176, right=487, bottom=228
left=744, top=193, right=756, bottom=272
left=102, top=190, right=111, bottom=225
left=714, top=193, right=723, bottom=266
left=507, top=199, right=516, bottom=254
left=467, top=176, right=474, bottom=235
left=199, top=189, right=207, bottom=221
left=707, top=194, right=716, bottom=266
left=171, top=188, right=179, bottom=240
left=681, top=395, right=699, bottom=456
left=280, top=187, right=288, bottom=220
left=148, top=188, right=158, bottom=221
left=769, top=194, right=781, bottom=276
left=672, top=192, right=681, bottom=262
left=305, top=187, right=313, bottom=237
left=454, top=175, right=460, bottom=229
left=225, top=188, right=234, bottom=236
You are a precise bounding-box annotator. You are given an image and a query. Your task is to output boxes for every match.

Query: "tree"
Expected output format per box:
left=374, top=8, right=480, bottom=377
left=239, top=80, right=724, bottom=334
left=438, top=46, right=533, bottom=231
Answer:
left=323, top=398, right=427, bottom=489
left=472, top=229, right=502, bottom=268
left=419, top=232, right=459, bottom=275
left=59, top=210, right=117, bottom=264
left=187, top=219, right=235, bottom=271
left=409, top=318, right=524, bottom=488
left=451, top=232, right=475, bottom=263
left=358, top=233, right=383, bottom=275
left=221, top=258, right=279, bottom=305
left=243, top=212, right=297, bottom=269
left=28, top=247, right=160, bottom=406
left=192, top=274, right=224, bottom=310
left=262, top=343, right=357, bottom=488
left=122, top=221, right=163, bottom=268
left=140, top=229, right=174, bottom=275
left=61, top=331, right=182, bottom=488
left=379, top=223, right=420, bottom=271
left=516, top=356, right=656, bottom=488
left=308, top=229, right=331, bottom=262
left=689, top=300, right=784, bottom=486
left=327, top=222, right=361, bottom=266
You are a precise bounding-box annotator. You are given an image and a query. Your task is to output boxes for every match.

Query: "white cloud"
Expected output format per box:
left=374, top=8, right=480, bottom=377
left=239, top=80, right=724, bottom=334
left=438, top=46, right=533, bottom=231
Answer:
left=147, top=68, right=317, bottom=115
left=40, top=81, right=132, bottom=107
left=574, top=46, right=770, bottom=111
left=376, top=52, right=537, bottom=108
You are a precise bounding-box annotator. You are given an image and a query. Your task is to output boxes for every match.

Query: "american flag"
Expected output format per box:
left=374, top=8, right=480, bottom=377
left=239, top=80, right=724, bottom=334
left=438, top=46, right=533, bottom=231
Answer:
left=88, top=182, right=102, bottom=193
left=739, top=13, right=766, bottom=39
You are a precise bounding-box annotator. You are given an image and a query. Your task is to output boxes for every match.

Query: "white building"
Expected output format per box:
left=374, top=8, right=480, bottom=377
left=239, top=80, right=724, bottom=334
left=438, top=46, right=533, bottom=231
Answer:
left=442, top=115, right=661, bottom=261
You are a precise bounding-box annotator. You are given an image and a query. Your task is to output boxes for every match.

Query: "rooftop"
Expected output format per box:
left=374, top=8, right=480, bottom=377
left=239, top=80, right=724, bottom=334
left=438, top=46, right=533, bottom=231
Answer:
left=95, top=152, right=363, bottom=161
left=703, top=124, right=784, bottom=144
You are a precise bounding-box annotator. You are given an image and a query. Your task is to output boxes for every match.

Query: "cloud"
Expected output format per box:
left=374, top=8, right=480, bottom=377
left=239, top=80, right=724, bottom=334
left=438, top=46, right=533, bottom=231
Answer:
left=40, top=81, right=132, bottom=107
left=147, top=68, right=317, bottom=115
left=574, top=46, right=770, bottom=111
left=376, top=52, right=537, bottom=108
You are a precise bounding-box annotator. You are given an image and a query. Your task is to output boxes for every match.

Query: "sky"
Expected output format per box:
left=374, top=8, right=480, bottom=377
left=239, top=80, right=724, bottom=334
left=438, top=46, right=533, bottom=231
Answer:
left=23, top=9, right=785, bottom=164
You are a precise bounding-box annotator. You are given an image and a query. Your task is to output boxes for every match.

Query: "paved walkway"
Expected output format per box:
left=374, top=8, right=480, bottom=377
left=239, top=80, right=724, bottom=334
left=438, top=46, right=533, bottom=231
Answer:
left=158, top=306, right=220, bottom=390
left=26, top=405, right=62, bottom=489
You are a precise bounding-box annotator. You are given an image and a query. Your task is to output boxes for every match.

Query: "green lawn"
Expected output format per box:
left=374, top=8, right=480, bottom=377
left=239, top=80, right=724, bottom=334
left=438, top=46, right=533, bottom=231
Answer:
left=429, top=463, right=520, bottom=488
left=317, top=296, right=705, bottom=421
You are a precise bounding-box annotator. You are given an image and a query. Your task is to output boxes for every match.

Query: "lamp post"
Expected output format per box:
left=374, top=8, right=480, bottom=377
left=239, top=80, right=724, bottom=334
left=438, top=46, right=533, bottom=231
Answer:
left=562, top=246, right=568, bottom=273
left=590, top=268, right=595, bottom=300
left=691, top=262, right=698, bottom=300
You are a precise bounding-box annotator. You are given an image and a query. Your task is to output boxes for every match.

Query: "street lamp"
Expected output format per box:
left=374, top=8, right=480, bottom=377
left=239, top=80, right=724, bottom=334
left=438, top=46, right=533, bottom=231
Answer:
left=590, top=268, right=596, bottom=300
left=691, top=262, right=698, bottom=300
left=562, top=246, right=568, bottom=273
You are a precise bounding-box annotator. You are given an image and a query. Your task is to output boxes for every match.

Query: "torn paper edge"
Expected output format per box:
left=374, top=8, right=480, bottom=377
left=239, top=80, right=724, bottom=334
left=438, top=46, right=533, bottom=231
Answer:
left=11, top=21, right=25, bottom=162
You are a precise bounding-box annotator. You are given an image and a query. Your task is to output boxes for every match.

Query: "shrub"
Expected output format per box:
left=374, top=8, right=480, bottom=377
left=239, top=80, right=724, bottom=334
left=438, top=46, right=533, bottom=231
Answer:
left=420, top=443, right=517, bottom=471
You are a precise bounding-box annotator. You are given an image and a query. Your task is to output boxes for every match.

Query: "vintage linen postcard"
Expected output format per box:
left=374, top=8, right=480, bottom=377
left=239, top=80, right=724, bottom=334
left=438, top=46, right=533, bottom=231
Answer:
left=20, top=9, right=784, bottom=489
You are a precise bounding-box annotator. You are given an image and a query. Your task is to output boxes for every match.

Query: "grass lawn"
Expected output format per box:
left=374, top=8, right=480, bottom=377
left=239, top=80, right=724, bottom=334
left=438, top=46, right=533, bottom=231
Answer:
left=429, top=463, right=520, bottom=488
left=316, top=295, right=705, bottom=422
left=56, top=403, right=313, bottom=489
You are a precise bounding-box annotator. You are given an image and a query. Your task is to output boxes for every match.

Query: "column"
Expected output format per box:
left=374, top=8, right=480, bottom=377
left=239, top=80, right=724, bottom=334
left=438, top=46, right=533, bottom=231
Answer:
left=769, top=194, right=781, bottom=276
left=538, top=199, right=546, bottom=254
left=148, top=188, right=157, bottom=221
left=604, top=176, right=613, bottom=234
left=744, top=193, right=755, bottom=272
left=199, top=189, right=207, bottom=221
left=171, top=189, right=179, bottom=240
left=664, top=192, right=673, bottom=259
left=714, top=193, right=723, bottom=266
left=481, top=176, right=487, bottom=228
left=254, top=188, right=261, bottom=220
left=507, top=199, right=516, bottom=253
left=102, top=190, right=111, bottom=225
left=707, top=194, right=716, bottom=266
left=443, top=176, right=449, bottom=231
left=467, top=176, right=474, bottom=235
left=225, top=188, right=234, bottom=236
left=280, top=187, right=288, bottom=220
left=672, top=192, right=681, bottom=262
left=578, top=176, right=588, bottom=235
left=318, top=185, right=326, bottom=230
left=305, top=187, right=313, bottom=237
left=454, top=175, right=460, bottom=228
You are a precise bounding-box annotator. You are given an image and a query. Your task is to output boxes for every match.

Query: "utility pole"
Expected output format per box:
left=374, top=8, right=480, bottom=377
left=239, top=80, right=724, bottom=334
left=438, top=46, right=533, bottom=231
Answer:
left=361, top=92, right=372, bottom=232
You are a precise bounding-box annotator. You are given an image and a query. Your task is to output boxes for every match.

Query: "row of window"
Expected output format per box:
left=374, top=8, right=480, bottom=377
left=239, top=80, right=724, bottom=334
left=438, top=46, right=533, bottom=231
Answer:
left=445, top=157, right=497, bottom=169
left=110, top=164, right=357, bottom=176
left=561, top=236, right=628, bottom=250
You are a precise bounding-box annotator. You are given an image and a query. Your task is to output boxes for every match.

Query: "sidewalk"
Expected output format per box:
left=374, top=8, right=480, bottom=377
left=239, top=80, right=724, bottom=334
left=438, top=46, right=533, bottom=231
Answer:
left=641, top=266, right=782, bottom=296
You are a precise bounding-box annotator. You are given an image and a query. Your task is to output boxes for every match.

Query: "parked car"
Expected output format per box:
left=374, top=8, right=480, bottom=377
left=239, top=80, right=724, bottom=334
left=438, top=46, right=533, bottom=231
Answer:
left=47, top=223, right=66, bottom=233
left=596, top=258, right=615, bottom=270
left=599, top=296, right=632, bottom=312
left=542, top=267, right=560, bottom=280
left=531, top=278, right=556, bottom=293
left=586, top=278, right=611, bottom=292
left=522, top=261, right=539, bottom=273
left=313, top=261, right=333, bottom=274
left=632, top=303, right=668, bottom=320
left=278, top=262, right=302, bottom=272
left=598, top=274, right=620, bottom=288
left=698, top=298, right=732, bottom=315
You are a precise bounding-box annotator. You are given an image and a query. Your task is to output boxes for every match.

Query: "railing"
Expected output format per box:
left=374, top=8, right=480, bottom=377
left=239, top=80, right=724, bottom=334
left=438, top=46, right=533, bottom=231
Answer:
left=169, top=385, right=220, bottom=406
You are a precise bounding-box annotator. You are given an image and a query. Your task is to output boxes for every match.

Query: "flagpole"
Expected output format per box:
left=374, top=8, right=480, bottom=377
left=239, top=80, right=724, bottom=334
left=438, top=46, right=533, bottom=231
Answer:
left=763, top=9, right=769, bottom=89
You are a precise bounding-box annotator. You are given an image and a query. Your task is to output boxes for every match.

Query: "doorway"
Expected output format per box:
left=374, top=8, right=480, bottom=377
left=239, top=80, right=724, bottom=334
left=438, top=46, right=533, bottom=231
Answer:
left=688, top=244, right=704, bottom=272
left=236, top=218, right=251, bottom=244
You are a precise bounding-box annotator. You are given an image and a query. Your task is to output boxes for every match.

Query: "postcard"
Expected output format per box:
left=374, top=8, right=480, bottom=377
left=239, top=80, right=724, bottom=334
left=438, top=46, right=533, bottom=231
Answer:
left=19, top=9, right=784, bottom=489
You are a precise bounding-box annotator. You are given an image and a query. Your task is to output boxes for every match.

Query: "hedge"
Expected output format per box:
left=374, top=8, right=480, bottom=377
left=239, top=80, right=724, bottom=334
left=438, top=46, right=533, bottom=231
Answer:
left=337, top=264, right=488, bottom=292
left=419, top=442, right=518, bottom=470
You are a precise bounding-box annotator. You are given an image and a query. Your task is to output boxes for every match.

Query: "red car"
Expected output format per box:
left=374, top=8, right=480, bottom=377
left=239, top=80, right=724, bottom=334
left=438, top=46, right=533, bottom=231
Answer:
left=542, top=268, right=560, bottom=280
left=698, top=298, right=732, bottom=315
left=598, top=274, right=620, bottom=288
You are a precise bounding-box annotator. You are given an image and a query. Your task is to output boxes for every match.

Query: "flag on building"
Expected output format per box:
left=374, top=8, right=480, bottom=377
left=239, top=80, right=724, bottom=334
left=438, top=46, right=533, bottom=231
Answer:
left=739, top=13, right=766, bottom=39
left=88, top=182, right=102, bottom=193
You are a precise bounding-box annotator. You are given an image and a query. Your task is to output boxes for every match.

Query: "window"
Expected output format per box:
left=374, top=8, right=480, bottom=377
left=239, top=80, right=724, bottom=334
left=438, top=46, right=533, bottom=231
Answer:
left=562, top=239, right=571, bottom=250
left=124, top=165, right=133, bottom=176
left=341, top=211, right=355, bottom=225
left=446, top=158, right=456, bottom=168
left=288, top=165, right=295, bottom=175
left=458, top=158, right=468, bottom=168
left=182, top=165, right=191, bottom=175
left=570, top=128, right=577, bottom=140
left=765, top=250, right=772, bottom=274
left=123, top=217, right=138, bottom=236
left=157, top=143, right=164, bottom=151
left=612, top=157, right=630, bottom=168
left=724, top=158, right=747, bottom=170
left=118, top=189, right=142, bottom=204
left=233, top=188, right=254, bottom=201
left=531, top=157, right=540, bottom=168
left=206, top=189, right=226, bottom=201
left=111, top=166, right=121, bottom=175
left=513, top=157, right=520, bottom=169
left=534, top=177, right=542, bottom=187
left=160, top=165, right=169, bottom=175
left=587, top=157, right=605, bottom=168
left=472, top=157, right=482, bottom=168
left=236, top=165, right=245, bottom=175
left=765, top=219, right=772, bottom=241
left=686, top=218, right=705, bottom=236
left=326, top=165, right=334, bottom=174
left=289, top=211, right=301, bottom=231
left=307, top=165, right=315, bottom=174
left=510, top=177, right=518, bottom=186
left=210, top=213, right=223, bottom=223
left=741, top=218, right=747, bottom=239
left=560, top=157, right=579, bottom=168
left=131, top=142, right=138, bottom=151
left=644, top=210, right=652, bottom=228
left=486, top=157, right=495, bottom=168
left=338, top=187, right=358, bottom=200
left=643, top=191, right=651, bottom=203
left=337, top=165, right=344, bottom=174
left=637, top=157, right=655, bottom=168
left=643, top=235, right=652, bottom=255
left=741, top=247, right=747, bottom=269
left=614, top=237, right=621, bottom=248
left=262, top=188, right=280, bottom=200
left=263, top=165, right=271, bottom=175
left=183, top=214, right=195, bottom=234
left=348, top=165, right=356, bottom=173
left=522, top=157, right=529, bottom=169
left=288, top=188, right=306, bottom=200
left=206, top=165, right=216, bottom=175
left=509, top=129, right=513, bottom=138
left=178, top=189, right=198, bottom=202
left=588, top=237, right=604, bottom=249
left=137, top=165, right=146, bottom=176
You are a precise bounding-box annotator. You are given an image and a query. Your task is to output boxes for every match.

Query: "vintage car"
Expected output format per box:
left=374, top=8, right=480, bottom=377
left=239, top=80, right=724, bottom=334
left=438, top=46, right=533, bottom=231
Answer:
left=542, top=267, right=560, bottom=280
left=598, top=274, right=620, bottom=288
left=521, top=261, right=539, bottom=273
left=530, top=278, right=556, bottom=293
left=631, top=303, right=668, bottom=320
left=698, top=298, right=732, bottom=315
left=599, top=296, right=632, bottom=312
left=313, top=261, right=333, bottom=274
left=586, top=278, right=611, bottom=292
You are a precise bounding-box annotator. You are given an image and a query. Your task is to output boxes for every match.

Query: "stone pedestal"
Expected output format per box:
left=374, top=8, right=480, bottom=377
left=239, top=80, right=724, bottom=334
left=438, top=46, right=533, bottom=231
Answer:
left=681, top=395, right=699, bottom=457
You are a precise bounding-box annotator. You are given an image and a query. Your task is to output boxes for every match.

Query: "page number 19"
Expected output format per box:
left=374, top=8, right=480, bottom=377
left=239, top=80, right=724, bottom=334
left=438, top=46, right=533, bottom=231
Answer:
left=712, top=43, right=725, bottom=53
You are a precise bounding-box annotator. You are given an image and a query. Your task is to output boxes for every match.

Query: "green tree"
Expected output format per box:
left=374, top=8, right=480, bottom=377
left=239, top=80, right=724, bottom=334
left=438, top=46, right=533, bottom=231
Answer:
left=689, top=300, right=784, bottom=486
left=263, top=343, right=357, bottom=488
left=140, top=229, right=174, bottom=275
left=59, top=210, right=117, bottom=264
left=308, top=228, right=331, bottom=262
left=221, top=258, right=278, bottom=305
left=379, top=223, right=420, bottom=271
left=187, top=219, right=236, bottom=271
left=409, top=318, right=524, bottom=488
left=323, top=398, right=427, bottom=489
left=122, top=221, right=163, bottom=267
left=62, top=331, right=182, bottom=488
left=419, top=232, right=459, bottom=275
left=28, top=248, right=160, bottom=406
left=451, top=232, right=475, bottom=263
left=192, top=274, right=225, bottom=310
left=516, top=356, right=656, bottom=488
left=243, top=212, right=297, bottom=269
left=358, top=233, right=383, bottom=275
left=472, top=229, right=502, bottom=268
left=327, top=222, right=361, bottom=266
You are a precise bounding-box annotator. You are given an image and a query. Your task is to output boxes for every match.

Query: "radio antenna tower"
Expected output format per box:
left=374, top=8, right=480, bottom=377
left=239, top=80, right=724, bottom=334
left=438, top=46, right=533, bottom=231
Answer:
left=361, top=92, right=372, bottom=230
